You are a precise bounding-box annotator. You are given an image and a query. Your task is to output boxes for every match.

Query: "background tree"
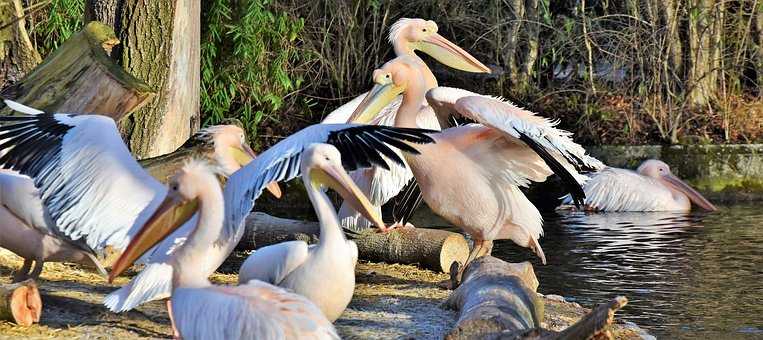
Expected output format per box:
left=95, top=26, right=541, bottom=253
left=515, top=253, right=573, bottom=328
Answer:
left=84, top=0, right=200, bottom=158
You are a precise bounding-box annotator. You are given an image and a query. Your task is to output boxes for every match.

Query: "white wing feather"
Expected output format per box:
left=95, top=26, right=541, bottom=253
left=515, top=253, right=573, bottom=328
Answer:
left=103, top=263, right=173, bottom=312
left=237, top=240, right=309, bottom=285
left=172, top=281, right=339, bottom=340
left=0, top=170, right=53, bottom=234
left=582, top=167, right=677, bottom=211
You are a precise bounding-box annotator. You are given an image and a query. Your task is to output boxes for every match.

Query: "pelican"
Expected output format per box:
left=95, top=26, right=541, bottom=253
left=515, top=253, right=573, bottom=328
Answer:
left=0, top=101, right=271, bottom=282
left=238, top=143, right=383, bottom=321
left=323, top=18, right=491, bottom=231
left=349, top=56, right=602, bottom=269
left=0, top=100, right=434, bottom=314
left=109, top=160, right=339, bottom=339
left=570, top=159, right=717, bottom=212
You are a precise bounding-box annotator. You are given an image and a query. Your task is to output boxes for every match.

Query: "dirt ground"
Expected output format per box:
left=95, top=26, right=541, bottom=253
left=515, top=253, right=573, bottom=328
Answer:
left=0, top=249, right=651, bottom=339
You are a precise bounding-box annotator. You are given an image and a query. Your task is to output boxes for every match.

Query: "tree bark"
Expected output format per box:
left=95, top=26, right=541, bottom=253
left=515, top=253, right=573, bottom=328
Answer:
left=0, top=279, right=41, bottom=326
left=686, top=0, right=718, bottom=108
left=0, top=0, right=40, bottom=89
left=754, top=2, right=763, bottom=96
left=86, top=0, right=200, bottom=158
left=238, top=212, right=470, bottom=273
left=444, top=256, right=543, bottom=339
left=0, top=21, right=153, bottom=119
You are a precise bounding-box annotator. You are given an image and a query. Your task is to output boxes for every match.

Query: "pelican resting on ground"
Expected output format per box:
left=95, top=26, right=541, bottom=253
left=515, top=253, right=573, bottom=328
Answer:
left=350, top=56, right=602, bottom=269
left=566, top=159, right=717, bottom=212
left=109, top=160, right=339, bottom=339
left=323, top=18, right=491, bottom=232
left=0, top=100, right=434, bottom=315
left=238, top=144, right=384, bottom=321
left=0, top=101, right=271, bottom=283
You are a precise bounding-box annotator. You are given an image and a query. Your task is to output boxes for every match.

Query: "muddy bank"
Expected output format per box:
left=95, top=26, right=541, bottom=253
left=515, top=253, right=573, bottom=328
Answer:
left=0, top=249, right=651, bottom=339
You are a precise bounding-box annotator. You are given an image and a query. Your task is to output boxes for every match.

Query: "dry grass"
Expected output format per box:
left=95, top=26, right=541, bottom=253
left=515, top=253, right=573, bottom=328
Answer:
left=0, top=249, right=647, bottom=339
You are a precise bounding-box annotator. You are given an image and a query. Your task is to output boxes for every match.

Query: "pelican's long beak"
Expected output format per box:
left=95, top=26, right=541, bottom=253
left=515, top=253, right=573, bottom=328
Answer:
left=312, top=163, right=385, bottom=230
left=231, top=144, right=282, bottom=198
left=417, top=33, right=490, bottom=73
left=108, top=194, right=199, bottom=282
left=661, top=174, right=718, bottom=212
left=348, top=83, right=403, bottom=124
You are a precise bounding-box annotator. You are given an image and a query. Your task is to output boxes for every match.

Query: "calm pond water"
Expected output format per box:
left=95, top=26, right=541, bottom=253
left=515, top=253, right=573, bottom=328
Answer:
left=411, top=203, right=763, bottom=339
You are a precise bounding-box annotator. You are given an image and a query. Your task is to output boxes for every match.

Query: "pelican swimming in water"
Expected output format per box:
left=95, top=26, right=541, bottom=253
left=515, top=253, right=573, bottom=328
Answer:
left=350, top=56, right=602, bottom=269
left=238, top=143, right=384, bottom=321
left=109, top=160, right=339, bottom=339
left=570, top=159, right=717, bottom=212
left=0, top=100, right=434, bottom=314
left=0, top=101, right=272, bottom=282
left=322, top=18, right=491, bottom=232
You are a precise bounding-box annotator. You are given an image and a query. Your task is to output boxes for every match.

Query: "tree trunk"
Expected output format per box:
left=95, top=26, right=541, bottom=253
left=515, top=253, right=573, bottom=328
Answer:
left=686, top=0, right=718, bottom=108
left=0, top=21, right=153, bottom=119
left=444, top=256, right=543, bottom=339
left=0, top=0, right=40, bottom=89
left=755, top=3, right=763, bottom=96
left=238, top=212, right=470, bottom=273
left=85, top=0, right=200, bottom=158
left=0, top=279, right=41, bottom=326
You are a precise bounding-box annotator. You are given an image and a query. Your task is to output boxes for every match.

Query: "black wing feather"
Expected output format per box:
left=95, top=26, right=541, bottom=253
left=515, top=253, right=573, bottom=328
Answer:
left=518, top=132, right=585, bottom=207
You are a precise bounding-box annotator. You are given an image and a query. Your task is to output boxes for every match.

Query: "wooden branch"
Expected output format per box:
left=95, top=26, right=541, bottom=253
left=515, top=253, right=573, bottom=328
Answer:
left=0, top=0, right=40, bottom=88
left=0, top=279, right=41, bottom=326
left=238, top=212, right=470, bottom=273
left=550, top=296, right=628, bottom=340
left=1, top=21, right=153, bottom=120
left=444, top=256, right=543, bottom=340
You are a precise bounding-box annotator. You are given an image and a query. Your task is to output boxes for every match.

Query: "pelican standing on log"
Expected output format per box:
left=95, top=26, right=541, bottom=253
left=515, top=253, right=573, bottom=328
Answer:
left=569, top=159, right=717, bottom=212
left=350, top=56, right=602, bottom=270
left=323, top=18, right=492, bottom=232
left=0, top=101, right=271, bottom=283
left=238, top=144, right=385, bottom=321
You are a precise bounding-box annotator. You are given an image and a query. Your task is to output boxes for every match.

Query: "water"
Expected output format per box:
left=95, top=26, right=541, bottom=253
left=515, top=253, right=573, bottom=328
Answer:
left=411, top=204, right=763, bottom=339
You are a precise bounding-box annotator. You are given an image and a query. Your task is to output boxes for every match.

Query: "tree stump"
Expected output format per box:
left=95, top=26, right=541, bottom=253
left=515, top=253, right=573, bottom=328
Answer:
left=444, top=256, right=543, bottom=340
left=86, top=0, right=201, bottom=158
left=0, top=21, right=153, bottom=120
left=0, top=279, right=41, bottom=326
left=238, top=212, right=469, bottom=273
left=0, top=0, right=41, bottom=88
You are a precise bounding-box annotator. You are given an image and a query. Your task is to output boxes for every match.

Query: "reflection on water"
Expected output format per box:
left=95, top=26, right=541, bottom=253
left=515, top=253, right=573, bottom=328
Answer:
left=411, top=204, right=763, bottom=339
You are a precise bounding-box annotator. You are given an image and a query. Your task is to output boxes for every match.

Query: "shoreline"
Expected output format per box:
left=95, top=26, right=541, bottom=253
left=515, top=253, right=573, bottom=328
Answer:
left=0, top=249, right=652, bottom=339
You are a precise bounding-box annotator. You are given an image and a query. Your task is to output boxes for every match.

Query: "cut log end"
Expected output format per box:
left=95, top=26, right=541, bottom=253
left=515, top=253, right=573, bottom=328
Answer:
left=439, top=234, right=470, bottom=274
left=0, top=279, right=42, bottom=326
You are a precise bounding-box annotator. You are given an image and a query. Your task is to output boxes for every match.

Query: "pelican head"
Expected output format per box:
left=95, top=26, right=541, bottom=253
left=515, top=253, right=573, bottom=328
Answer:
left=195, top=125, right=281, bottom=198
left=390, top=18, right=490, bottom=73
left=109, top=161, right=218, bottom=282
left=301, top=144, right=385, bottom=229
left=349, top=56, right=421, bottom=124
left=637, top=159, right=717, bottom=211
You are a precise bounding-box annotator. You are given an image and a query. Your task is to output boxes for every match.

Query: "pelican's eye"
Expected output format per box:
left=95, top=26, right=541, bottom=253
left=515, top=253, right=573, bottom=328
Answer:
left=324, top=156, right=330, bottom=161
left=422, top=28, right=427, bottom=32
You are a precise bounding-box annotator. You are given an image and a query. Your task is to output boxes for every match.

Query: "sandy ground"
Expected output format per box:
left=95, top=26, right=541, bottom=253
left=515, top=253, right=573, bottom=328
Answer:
left=0, top=249, right=650, bottom=339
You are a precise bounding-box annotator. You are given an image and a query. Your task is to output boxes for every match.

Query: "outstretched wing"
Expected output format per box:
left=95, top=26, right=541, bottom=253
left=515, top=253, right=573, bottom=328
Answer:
left=0, top=100, right=166, bottom=250
left=221, top=124, right=436, bottom=240
left=427, top=87, right=603, bottom=206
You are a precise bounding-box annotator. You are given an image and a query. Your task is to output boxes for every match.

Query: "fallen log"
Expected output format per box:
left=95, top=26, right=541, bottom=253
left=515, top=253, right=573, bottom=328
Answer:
left=238, top=212, right=469, bottom=273
left=444, top=256, right=543, bottom=339
left=0, top=21, right=153, bottom=120
left=140, top=137, right=217, bottom=184
left=0, top=279, right=41, bottom=326
left=444, top=256, right=630, bottom=340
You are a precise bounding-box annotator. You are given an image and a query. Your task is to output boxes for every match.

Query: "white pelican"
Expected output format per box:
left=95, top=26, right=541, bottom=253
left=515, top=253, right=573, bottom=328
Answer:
left=349, top=56, right=602, bottom=269
left=109, top=160, right=339, bottom=339
left=571, top=159, right=717, bottom=212
left=0, top=101, right=271, bottom=282
left=0, top=100, right=434, bottom=313
left=238, top=143, right=384, bottom=321
left=323, top=18, right=491, bottom=232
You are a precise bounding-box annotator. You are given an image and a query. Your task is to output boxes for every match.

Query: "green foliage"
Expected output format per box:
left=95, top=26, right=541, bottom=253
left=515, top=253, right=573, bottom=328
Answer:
left=29, top=0, right=85, bottom=57
left=201, top=0, right=311, bottom=146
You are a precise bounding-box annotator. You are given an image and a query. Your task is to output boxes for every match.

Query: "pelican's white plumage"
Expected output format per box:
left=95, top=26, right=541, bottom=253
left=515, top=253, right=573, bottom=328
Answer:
left=572, top=160, right=717, bottom=212
left=171, top=280, right=338, bottom=340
